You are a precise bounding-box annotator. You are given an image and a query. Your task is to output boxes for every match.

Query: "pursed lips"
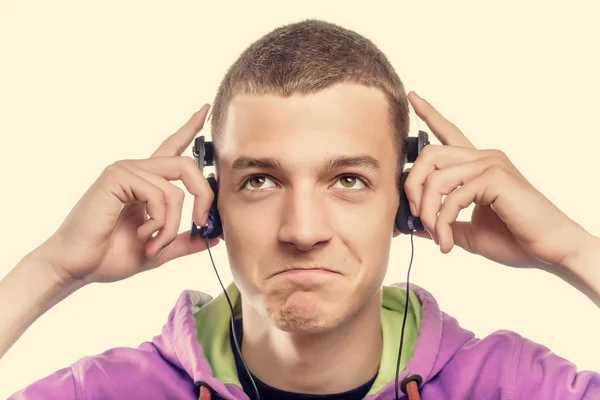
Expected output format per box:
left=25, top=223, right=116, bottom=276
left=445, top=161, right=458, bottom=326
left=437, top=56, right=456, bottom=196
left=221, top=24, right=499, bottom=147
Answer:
left=270, top=266, right=340, bottom=278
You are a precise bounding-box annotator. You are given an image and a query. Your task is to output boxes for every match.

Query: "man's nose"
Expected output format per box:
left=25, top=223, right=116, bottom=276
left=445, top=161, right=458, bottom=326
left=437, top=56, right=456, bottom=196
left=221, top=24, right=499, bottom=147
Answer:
left=277, top=188, right=332, bottom=251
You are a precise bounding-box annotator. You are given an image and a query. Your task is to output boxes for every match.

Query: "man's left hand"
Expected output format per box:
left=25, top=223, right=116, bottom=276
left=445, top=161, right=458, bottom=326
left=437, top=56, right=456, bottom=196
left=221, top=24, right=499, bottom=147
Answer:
left=404, top=91, right=594, bottom=272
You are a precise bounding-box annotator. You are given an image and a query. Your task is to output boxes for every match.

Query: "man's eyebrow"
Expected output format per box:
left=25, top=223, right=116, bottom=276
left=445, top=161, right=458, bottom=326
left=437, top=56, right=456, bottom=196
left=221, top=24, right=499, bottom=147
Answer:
left=230, top=155, right=380, bottom=174
left=231, top=156, right=291, bottom=174
left=318, top=155, right=380, bottom=174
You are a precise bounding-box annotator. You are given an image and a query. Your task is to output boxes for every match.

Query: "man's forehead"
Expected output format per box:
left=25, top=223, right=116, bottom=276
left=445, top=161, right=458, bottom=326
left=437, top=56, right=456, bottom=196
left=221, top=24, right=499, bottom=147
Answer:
left=218, top=83, right=394, bottom=157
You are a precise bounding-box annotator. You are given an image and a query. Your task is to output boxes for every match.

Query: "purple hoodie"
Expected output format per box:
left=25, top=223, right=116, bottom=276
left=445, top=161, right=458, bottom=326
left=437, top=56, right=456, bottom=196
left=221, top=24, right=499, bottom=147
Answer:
left=8, top=283, right=600, bottom=399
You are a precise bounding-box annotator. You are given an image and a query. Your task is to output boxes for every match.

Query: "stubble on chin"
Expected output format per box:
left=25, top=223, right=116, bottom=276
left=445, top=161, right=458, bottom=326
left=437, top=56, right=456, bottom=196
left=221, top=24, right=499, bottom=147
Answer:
left=264, top=290, right=345, bottom=333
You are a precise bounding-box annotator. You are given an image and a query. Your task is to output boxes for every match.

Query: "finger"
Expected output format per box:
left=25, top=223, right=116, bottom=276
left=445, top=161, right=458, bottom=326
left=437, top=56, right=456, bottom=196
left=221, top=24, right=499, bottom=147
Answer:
left=408, top=91, right=475, bottom=149
left=404, top=145, right=497, bottom=215
left=412, top=222, right=474, bottom=254
left=418, top=156, right=507, bottom=244
left=412, top=229, right=434, bottom=240
left=435, top=171, right=499, bottom=254
left=129, top=156, right=214, bottom=229
left=104, top=162, right=167, bottom=254
left=125, top=163, right=186, bottom=257
left=153, top=231, right=221, bottom=266
left=151, top=104, right=211, bottom=158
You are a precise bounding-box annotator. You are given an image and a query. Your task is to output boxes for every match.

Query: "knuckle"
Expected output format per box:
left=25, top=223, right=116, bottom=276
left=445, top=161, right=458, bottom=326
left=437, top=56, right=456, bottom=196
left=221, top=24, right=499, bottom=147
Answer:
left=169, top=186, right=186, bottom=204
left=102, top=163, right=118, bottom=178
left=182, top=156, right=204, bottom=182
left=148, top=186, right=167, bottom=208
left=102, top=160, right=127, bottom=180
left=424, top=170, right=441, bottom=187
left=164, top=138, right=185, bottom=156
left=105, top=159, right=136, bottom=175
left=113, top=159, right=133, bottom=168
left=158, top=187, right=168, bottom=203
left=488, top=149, right=509, bottom=162
left=150, top=211, right=166, bottom=227
left=182, top=155, right=199, bottom=171
left=443, top=191, right=458, bottom=208
left=419, top=144, right=435, bottom=160
left=105, top=160, right=123, bottom=173
left=485, top=164, right=506, bottom=180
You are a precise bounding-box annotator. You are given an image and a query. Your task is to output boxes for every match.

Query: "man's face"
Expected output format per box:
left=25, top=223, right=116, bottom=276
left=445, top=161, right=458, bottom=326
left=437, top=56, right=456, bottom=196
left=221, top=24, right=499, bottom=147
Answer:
left=217, top=83, right=400, bottom=333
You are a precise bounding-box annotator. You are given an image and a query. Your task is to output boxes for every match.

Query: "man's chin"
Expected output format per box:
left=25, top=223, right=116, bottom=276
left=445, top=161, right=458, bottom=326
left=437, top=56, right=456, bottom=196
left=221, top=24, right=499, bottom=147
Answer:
left=266, top=290, right=344, bottom=333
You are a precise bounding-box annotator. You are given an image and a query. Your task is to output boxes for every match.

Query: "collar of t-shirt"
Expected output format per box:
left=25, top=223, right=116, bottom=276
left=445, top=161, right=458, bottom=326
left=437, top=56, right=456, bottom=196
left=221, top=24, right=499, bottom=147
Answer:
left=230, top=317, right=377, bottom=400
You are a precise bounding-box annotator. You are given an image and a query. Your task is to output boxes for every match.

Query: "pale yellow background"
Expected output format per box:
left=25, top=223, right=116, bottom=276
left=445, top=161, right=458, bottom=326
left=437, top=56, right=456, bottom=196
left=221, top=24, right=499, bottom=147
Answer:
left=1, top=0, right=599, bottom=396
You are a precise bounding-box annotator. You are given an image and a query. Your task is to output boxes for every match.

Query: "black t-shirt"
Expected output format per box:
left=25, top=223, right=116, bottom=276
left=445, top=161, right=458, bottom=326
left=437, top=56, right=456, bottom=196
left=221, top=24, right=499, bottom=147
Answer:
left=230, top=317, right=377, bottom=400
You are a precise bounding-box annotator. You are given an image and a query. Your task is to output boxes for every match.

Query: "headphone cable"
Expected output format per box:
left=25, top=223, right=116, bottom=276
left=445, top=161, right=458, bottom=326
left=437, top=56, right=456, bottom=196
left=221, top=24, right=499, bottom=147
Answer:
left=395, top=231, right=415, bottom=400
left=205, top=235, right=261, bottom=400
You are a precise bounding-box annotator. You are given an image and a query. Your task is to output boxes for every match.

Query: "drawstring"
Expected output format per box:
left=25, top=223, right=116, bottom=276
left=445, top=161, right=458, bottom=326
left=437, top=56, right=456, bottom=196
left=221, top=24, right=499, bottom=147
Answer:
left=198, top=384, right=211, bottom=400
left=401, top=374, right=423, bottom=400
left=405, top=380, right=421, bottom=400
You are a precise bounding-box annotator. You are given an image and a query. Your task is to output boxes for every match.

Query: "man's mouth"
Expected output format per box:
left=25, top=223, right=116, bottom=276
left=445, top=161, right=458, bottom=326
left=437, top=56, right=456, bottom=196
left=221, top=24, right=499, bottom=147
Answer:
left=270, top=266, right=340, bottom=278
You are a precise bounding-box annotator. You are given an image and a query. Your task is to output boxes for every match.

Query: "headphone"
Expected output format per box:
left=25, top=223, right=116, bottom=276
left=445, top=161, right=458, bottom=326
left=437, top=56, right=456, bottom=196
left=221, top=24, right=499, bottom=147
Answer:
left=190, top=130, right=430, bottom=400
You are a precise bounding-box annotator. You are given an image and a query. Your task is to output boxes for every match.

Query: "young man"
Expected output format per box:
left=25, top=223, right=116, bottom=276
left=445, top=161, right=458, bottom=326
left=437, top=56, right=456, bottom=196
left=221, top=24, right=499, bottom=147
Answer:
left=1, top=19, right=599, bottom=400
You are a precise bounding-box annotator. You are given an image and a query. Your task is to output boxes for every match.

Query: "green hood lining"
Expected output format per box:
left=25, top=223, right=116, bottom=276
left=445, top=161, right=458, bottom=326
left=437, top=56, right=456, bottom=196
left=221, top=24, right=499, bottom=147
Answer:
left=193, top=282, right=421, bottom=396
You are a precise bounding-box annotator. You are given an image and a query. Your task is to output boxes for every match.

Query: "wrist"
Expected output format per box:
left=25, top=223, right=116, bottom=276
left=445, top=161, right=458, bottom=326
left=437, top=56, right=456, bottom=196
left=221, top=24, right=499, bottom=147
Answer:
left=0, top=245, right=85, bottom=359
left=558, top=231, right=600, bottom=307
left=22, top=245, right=87, bottom=309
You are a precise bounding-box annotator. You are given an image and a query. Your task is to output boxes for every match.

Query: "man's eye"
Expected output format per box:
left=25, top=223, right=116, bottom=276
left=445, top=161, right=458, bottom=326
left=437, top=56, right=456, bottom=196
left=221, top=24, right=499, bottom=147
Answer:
left=332, top=175, right=366, bottom=190
left=243, top=175, right=277, bottom=190
left=243, top=175, right=366, bottom=190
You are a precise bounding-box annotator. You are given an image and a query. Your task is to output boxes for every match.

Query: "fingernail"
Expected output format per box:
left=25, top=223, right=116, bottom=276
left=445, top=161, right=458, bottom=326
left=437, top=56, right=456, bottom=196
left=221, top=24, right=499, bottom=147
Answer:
left=201, top=211, right=208, bottom=226
left=154, top=248, right=164, bottom=259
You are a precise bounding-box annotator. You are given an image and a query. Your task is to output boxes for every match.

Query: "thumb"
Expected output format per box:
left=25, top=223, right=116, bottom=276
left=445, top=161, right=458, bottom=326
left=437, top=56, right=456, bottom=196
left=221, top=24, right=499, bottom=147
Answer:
left=153, top=231, right=220, bottom=265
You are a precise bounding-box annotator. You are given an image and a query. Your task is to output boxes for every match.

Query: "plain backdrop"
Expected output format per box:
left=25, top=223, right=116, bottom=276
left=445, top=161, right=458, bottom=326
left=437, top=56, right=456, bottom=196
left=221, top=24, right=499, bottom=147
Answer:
left=1, top=0, right=599, bottom=396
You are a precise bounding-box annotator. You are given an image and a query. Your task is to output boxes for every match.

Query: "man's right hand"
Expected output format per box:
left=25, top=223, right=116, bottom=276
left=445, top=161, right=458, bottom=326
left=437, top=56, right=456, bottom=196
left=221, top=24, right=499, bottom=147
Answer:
left=39, top=103, right=220, bottom=288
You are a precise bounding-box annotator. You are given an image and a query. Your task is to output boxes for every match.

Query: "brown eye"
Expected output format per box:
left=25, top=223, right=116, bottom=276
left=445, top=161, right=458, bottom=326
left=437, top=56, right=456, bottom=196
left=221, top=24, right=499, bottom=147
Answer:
left=340, top=176, right=356, bottom=187
left=249, top=176, right=265, bottom=188
left=333, top=175, right=365, bottom=190
left=244, top=175, right=276, bottom=190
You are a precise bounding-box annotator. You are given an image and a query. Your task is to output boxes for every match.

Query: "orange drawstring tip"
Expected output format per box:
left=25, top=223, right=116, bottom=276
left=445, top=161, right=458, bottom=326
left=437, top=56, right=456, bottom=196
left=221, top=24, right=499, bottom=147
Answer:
left=198, top=385, right=211, bottom=400
left=406, top=380, right=421, bottom=400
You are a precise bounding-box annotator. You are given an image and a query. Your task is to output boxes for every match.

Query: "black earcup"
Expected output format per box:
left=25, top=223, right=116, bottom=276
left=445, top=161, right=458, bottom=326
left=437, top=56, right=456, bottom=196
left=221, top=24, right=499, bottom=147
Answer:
left=395, top=170, right=425, bottom=234
left=395, top=130, right=430, bottom=234
left=191, top=176, right=223, bottom=239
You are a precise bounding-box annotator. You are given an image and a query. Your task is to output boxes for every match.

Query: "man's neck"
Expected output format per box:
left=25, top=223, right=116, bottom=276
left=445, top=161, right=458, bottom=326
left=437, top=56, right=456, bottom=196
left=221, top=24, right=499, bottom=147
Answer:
left=240, top=290, right=383, bottom=394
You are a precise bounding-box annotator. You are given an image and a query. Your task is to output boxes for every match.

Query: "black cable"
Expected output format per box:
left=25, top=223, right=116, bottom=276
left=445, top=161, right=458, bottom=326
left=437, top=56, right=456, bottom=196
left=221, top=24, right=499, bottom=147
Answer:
left=395, top=231, right=415, bottom=400
left=205, top=235, right=261, bottom=400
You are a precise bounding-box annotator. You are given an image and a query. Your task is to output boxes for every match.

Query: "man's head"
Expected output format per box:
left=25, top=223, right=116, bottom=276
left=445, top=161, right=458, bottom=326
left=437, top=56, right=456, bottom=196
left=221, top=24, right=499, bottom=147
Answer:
left=210, top=19, right=410, bottom=334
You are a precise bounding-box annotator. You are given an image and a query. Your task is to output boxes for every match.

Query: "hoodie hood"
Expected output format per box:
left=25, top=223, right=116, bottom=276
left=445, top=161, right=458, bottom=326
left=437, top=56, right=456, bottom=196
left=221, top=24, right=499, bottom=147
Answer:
left=11, top=281, right=599, bottom=399
left=149, top=281, right=474, bottom=399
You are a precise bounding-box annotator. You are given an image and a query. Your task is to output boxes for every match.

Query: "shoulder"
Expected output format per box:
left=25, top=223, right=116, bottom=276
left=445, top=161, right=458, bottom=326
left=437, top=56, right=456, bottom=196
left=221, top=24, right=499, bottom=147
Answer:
left=397, top=282, right=600, bottom=399
left=9, top=289, right=211, bottom=400
left=9, top=342, right=198, bottom=400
